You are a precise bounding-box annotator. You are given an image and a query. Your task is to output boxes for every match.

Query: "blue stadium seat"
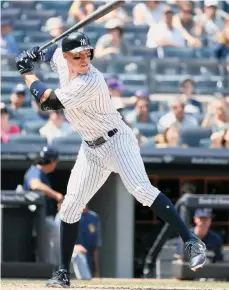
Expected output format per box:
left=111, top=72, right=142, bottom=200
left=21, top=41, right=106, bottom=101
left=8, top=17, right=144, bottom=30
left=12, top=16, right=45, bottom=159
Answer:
left=133, top=123, right=158, bottom=137
left=181, top=60, right=221, bottom=77
left=128, top=47, right=158, bottom=58
left=7, top=134, right=47, bottom=145
left=24, top=120, right=47, bottom=134
left=180, top=127, right=212, bottom=147
left=52, top=135, right=82, bottom=145
left=106, top=56, right=149, bottom=75
left=199, top=138, right=211, bottom=148
left=162, top=47, right=194, bottom=59
left=153, top=59, right=182, bottom=75
left=194, top=47, right=213, bottom=59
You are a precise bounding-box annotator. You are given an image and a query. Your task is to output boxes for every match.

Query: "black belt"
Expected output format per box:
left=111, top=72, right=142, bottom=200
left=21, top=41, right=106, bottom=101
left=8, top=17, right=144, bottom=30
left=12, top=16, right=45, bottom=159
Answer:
left=85, top=128, right=118, bottom=147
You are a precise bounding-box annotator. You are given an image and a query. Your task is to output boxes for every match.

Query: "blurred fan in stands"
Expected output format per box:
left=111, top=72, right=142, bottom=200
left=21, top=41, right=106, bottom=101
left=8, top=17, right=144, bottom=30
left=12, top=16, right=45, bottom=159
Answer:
left=95, top=19, right=127, bottom=58
left=1, top=16, right=18, bottom=56
left=154, top=124, right=183, bottom=148
left=68, top=0, right=96, bottom=23
left=157, top=98, right=198, bottom=132
left=39, top=110, right=72, bottom=144
left=194, top=1, right=224, bottom=46
left=146, top=6, right=186, bottom=48
left=179, top=78, right=202, bottom=114
left=9, top=83, right=26, bottom=111
left=0, top=102, right=20, bottom=144
left=45, top=17, right=64, bottom=39
left=125, top=91, right=155, bottom=125
left=213, top=16, right=229, bottom=60
left=202, top=99, right=229, bottom=132
left=133, top=0, right=165, bottom=26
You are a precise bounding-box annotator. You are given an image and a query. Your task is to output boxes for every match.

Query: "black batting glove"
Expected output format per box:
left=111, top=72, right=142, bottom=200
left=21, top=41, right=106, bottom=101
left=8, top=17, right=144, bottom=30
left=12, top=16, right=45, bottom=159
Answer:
left=26, top=46, right=45, bottom=63
left=15, top=51, right=34, bottom=74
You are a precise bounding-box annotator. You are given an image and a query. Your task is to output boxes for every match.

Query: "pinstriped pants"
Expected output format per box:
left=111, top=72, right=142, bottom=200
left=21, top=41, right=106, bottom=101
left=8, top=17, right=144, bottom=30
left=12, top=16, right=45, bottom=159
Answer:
left=60, top=129, right=160, bottom=223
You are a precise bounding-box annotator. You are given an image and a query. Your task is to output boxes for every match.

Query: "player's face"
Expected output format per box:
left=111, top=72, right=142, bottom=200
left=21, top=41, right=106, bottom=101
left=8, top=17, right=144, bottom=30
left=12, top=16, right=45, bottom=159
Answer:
left=194, top=216, right=212, bottom=233
left=64, top=50, right=91, bottom=74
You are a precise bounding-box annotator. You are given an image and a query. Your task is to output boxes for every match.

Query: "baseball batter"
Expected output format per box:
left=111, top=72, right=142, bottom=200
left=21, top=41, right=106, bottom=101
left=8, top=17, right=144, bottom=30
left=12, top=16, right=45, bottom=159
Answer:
left=15, top=32, right=206, bottom=288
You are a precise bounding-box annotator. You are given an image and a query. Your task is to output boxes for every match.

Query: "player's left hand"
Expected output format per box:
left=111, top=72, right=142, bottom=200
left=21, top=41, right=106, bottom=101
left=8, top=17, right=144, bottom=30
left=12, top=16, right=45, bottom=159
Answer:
left=15, top=51, right=34, bottom=74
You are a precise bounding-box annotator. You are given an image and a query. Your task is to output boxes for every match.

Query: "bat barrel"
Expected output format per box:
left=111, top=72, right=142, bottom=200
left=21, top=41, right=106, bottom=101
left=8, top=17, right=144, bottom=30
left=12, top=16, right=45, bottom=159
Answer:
left=39, top=0, right=125, bottom=52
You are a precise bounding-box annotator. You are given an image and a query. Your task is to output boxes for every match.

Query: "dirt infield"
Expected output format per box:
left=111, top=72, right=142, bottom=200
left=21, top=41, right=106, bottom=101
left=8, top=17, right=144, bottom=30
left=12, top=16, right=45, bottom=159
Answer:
left=1, top=278, right=229, bottom=290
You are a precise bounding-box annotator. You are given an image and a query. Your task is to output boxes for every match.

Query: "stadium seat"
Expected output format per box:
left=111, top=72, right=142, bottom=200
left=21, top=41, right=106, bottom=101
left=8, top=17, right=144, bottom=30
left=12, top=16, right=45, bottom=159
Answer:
left=199, top=138, right=211, bottom=148
left=128, top=47, right=158, bottom=58
left=106, top=56, right=149, bottom=75
left=23, top=120, right=47, bottom=134
left=133, top=123, right=158, bottom=137
left=52, top=135, right=82, bottom=146
left=180, top=127, right=212, bottom=147
left=162, top=47, right=194, bottom=59
left=7, top=134, right=47, bottom=145
left=153, top=59, right=182, bottom=75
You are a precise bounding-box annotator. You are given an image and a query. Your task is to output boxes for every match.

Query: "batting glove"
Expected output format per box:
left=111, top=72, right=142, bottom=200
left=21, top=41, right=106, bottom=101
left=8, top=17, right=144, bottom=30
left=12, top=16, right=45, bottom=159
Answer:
left=15, top=51, right=34, bottom=74
left=26, top=46, right=45, bottom=63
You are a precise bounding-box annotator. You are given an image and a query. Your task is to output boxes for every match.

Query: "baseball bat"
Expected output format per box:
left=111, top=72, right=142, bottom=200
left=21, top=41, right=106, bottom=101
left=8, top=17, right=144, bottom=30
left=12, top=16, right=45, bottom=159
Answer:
left=38, top=0, right=125, bottom=52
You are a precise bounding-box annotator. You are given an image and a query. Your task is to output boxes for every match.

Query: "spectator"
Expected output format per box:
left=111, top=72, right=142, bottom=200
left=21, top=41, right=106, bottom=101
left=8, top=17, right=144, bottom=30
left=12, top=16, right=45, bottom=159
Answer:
left=69, top=1, right=95, bottom=23
left=1, top=17, right=18, bottom=56
left=202, top=99, right=229, bottom=132
left=210, top=130, right=225, bottom=148
left=154, top=124, right=183, bottom=148
left=0, top=103, right=20, bottom=144
left=45, top=17, right=64, bottom=38
left=157, top=98, right=198, bottom=132
left=39, top=110, right=72, bottom=144
left=146, top=6, right=186, bottom=48
left=213, top=17, right=229, bottom=60
left=95, top=19, right=127, bottom=59
left=23, top=146, right=64, bottom=267
left=222, top=127, right=229, bottom=148
left=9, top=83, right=26, bottom=111
left=179, top=78, right=202, bottom=113
left=125, top=92, right=155, bottom=125
left=107, top=78, right=125, bottom=113
left=194, top=1, right=224, bottom=45
left=55, top=206, right=102, bottom=279
left=173, top=3, right=204, bottom=47
left=176, top=209, right=223, bottom=264
left=133, top=0, right=165, bottom=26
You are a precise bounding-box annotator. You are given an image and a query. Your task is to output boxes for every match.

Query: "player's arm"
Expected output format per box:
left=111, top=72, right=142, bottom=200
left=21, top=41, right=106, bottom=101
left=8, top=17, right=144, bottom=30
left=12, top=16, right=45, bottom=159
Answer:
left=29, top=178, right=63, bottom=202
left=15, top=49, right=65, bottom=111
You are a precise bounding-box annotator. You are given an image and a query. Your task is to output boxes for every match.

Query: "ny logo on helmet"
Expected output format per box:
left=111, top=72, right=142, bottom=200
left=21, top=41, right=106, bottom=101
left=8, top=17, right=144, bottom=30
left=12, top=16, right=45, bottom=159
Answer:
left=80, top=39, right=87, bottom=46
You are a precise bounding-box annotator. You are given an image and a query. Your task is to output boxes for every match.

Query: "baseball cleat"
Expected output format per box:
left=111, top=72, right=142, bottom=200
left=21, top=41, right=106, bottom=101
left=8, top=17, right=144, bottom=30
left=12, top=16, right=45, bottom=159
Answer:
left=184, top=238, right=206, bottom=272
left=46, top=269, right=70, bottom=288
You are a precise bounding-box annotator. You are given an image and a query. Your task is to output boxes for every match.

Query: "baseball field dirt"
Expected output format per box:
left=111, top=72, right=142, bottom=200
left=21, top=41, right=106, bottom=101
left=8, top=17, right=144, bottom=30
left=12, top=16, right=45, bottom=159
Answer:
left=1, top=278, right=229, bottom=290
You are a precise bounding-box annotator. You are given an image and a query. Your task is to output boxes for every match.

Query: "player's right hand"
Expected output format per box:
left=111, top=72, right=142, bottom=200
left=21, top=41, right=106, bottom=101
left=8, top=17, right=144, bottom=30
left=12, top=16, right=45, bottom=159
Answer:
left=26, top=46, right=45, bottom=63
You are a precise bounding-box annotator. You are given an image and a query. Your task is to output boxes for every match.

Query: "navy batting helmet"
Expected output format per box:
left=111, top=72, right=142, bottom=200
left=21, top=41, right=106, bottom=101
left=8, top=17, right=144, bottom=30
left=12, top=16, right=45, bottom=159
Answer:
left=62, top=32, right=94, bottom=60
left=36, top=146, right=59, bottom=165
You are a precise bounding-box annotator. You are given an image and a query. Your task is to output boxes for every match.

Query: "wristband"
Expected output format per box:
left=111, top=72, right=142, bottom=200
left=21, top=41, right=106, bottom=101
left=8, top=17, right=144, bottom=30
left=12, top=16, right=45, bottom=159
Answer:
left=30, top=80, right=49, bottom=102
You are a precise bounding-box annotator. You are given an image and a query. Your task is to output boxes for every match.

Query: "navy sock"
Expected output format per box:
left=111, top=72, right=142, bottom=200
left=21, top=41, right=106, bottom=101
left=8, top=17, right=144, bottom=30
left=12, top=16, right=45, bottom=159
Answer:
left=151, top=192, right=193, bottom=243
left=59, top=220, right=79, bottom=273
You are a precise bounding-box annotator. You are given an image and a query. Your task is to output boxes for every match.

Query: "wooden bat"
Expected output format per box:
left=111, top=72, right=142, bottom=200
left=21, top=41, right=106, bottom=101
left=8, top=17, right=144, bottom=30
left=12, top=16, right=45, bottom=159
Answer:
left=38, top=0, right=125, bottom=52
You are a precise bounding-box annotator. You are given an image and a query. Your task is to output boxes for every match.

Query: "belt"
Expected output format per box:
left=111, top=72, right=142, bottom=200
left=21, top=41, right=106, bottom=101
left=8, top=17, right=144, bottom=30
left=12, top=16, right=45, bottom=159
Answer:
left=85, top=128, right=118, bottom=147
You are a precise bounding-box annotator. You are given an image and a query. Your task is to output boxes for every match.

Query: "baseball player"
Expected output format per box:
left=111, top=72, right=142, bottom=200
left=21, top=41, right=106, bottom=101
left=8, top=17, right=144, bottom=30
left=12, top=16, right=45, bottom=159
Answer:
left=15, top=32, right=206, bottom=288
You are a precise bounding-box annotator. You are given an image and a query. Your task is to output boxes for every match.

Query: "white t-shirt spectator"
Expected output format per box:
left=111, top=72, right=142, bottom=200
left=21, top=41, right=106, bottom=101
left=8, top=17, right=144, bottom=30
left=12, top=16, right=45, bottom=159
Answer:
left=146, top=22, right=186, bottom=48
left=40, top=121, right=72, bottom=144
left=133, top=2, right=165, bottom=26
left=157, top=112, right=198, bottom=132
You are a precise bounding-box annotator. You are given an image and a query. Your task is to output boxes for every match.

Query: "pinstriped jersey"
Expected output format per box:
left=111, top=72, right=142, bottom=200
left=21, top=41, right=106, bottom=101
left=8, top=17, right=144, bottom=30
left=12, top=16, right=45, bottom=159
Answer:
left=50, top=48, right=125, bottom=140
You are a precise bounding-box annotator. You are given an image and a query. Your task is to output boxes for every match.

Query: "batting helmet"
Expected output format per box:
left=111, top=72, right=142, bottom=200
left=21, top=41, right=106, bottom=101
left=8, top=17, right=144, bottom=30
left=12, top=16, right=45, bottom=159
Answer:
left=62, top=32, right=94, bottom=60
left=36, top=146, right=59, bottom=165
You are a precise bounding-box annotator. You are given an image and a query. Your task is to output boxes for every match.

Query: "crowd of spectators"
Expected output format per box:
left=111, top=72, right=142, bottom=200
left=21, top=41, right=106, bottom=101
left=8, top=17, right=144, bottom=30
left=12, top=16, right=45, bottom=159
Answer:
left=1, top=0, right=229, bottom=149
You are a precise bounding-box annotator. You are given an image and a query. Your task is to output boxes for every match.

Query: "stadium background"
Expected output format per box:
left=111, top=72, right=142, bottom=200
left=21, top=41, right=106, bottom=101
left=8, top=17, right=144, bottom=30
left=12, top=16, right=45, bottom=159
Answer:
left=1, top=0, right=229, bottom=281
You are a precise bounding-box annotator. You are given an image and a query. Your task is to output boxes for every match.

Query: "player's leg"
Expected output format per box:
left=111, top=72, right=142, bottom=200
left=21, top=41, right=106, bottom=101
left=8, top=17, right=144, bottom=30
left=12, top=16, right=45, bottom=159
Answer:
left=46, top=149, right=111, bottom=287
left=112, top=134, right=206, bottom=271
